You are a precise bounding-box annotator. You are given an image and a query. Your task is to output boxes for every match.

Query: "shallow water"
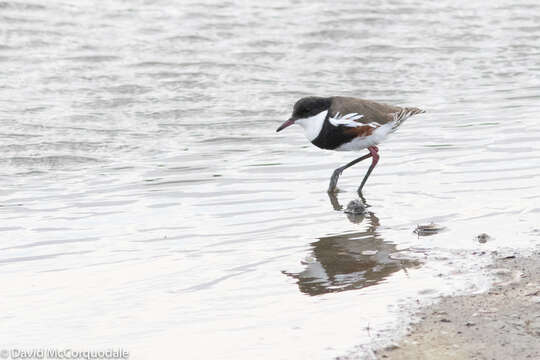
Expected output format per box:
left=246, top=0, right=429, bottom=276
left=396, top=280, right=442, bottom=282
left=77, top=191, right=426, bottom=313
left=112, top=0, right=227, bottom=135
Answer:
left=1, top=0, right=540, bottom=358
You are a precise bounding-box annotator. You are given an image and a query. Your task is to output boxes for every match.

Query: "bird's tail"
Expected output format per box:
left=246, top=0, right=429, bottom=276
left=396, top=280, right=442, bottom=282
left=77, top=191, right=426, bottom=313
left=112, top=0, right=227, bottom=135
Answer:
left=391, top=107, right=425, bottom=131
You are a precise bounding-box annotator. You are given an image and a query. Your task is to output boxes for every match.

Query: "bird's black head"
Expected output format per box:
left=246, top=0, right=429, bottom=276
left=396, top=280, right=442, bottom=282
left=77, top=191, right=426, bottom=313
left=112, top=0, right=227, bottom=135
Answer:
left=292, top=96, right=332, bottom=120
left=276, top=96, right=331, bottom=132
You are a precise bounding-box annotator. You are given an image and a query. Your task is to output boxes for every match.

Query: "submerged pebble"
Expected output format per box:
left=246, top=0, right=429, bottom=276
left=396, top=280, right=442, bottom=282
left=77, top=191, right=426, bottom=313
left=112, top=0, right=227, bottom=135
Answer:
left=344, top=199, right=365, bottom=214
left=301, top=256, right=316, bottom=265
left=414, top=223, right=445, bottom=236
left=361, top=250, right=378, bottom=256
left=476, top=233, right=491, bottom=243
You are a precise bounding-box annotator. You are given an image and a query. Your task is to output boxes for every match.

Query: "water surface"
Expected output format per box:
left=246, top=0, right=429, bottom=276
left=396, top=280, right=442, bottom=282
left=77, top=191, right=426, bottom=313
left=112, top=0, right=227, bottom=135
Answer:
left=1, top=0, right=540, bottom=359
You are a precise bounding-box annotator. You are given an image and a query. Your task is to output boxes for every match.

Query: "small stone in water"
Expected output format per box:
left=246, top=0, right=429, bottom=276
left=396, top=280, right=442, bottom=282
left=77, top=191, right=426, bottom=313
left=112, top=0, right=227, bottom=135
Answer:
left=344, top=199, right=365, bottom=214
left=361, top=250, right=378, bottom=256
left=476, top=233, right=491, bottom=243
left=301, top=256, right=316, bottom=265
left=414, top=223, right=445, bottom=236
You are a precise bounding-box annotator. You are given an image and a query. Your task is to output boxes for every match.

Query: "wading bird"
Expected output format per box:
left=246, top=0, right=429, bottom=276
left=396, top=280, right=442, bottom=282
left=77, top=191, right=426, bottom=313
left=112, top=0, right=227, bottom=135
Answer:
left=276, top=96, right=424, bottom=195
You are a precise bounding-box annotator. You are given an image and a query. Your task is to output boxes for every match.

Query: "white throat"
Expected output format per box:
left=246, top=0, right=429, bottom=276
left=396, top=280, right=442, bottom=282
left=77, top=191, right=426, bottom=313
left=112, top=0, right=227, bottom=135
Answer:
left=295, top=110, right=327, bottom=141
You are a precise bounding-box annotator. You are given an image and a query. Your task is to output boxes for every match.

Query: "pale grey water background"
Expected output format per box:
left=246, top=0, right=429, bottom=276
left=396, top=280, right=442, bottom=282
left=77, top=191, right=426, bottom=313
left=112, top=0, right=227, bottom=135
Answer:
left=1, top=0, right=540, bottom=359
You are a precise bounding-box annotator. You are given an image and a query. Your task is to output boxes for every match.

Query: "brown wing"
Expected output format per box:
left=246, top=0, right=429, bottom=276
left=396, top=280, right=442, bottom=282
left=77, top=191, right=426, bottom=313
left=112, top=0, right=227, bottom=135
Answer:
left=329, top=96, right=403, bottom=125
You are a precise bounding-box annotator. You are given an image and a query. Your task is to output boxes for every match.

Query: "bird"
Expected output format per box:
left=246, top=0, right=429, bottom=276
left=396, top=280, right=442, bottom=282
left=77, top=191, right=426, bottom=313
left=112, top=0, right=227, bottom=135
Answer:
left=276, top=96, right=424, bottom=195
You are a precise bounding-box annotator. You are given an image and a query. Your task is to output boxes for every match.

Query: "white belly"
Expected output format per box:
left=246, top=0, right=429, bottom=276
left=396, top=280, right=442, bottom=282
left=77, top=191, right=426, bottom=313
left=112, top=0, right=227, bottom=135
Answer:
left=335, top=122, right=393, bottom=151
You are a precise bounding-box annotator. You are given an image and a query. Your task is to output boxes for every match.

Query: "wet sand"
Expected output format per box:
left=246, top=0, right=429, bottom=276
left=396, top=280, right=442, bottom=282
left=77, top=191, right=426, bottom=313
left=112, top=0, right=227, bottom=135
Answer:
left=375, top=251, right=540, bottom=360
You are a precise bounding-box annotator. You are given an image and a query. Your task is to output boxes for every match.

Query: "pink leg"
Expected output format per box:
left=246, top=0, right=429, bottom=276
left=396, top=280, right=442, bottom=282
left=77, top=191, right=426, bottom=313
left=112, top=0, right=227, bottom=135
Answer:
left=358, top=146, right=379, bottom=195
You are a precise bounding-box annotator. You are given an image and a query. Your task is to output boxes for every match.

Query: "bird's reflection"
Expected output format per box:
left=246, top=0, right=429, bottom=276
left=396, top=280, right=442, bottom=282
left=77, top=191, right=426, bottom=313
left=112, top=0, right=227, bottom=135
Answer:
left=284, top=193, right=421, bottom=296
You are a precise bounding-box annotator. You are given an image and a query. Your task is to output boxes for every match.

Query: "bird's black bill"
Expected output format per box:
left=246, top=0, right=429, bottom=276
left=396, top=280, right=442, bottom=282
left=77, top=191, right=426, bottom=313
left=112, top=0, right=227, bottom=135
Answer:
left=276, top=118, right=295, bottom=132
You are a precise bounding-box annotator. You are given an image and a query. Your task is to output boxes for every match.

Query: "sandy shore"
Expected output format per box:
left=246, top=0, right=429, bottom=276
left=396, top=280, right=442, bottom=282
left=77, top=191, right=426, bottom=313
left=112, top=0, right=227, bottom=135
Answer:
left=375, top=251, right=540, bottom=360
